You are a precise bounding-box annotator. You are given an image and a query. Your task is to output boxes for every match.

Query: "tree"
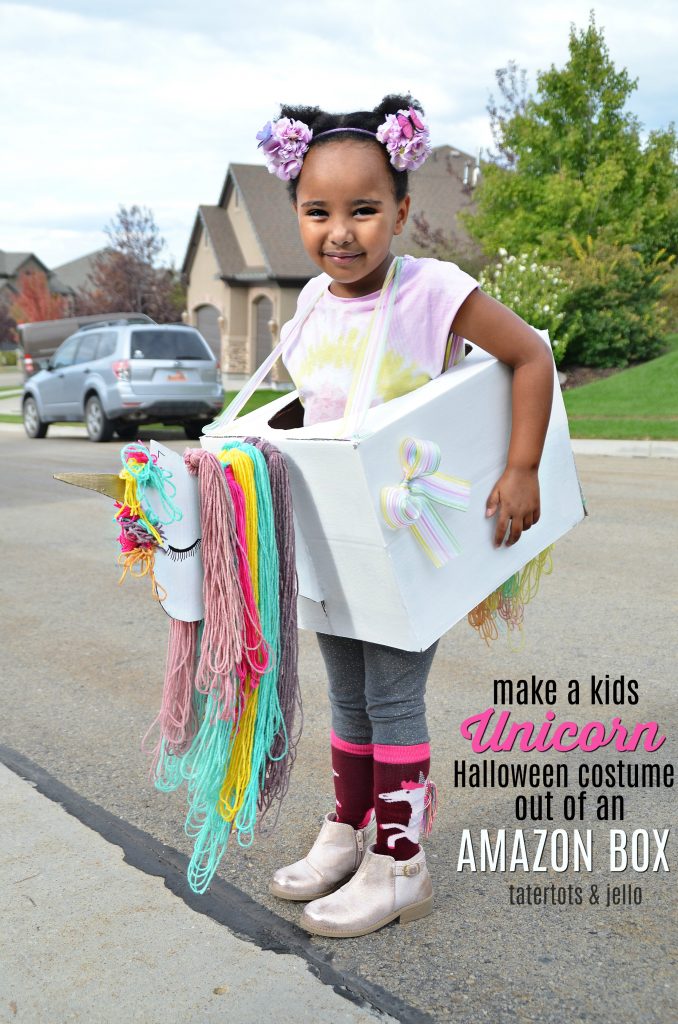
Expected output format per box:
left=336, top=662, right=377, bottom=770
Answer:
left=0, top=301, right=17, bottom=349
left=465, top=14, right=678, bottom=262
left=486, top=60, right=530, bottom=169
left=10, top=270, right=67, bottom=323
left=75, top=205, right=186, bottom=323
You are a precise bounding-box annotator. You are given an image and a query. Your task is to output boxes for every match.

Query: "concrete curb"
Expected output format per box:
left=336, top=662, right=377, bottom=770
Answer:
left=571, top=439, right=678, bottom=459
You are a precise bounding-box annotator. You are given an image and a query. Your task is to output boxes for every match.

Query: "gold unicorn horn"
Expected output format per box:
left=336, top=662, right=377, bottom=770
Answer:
left=53, top=473, right=126, bottom=502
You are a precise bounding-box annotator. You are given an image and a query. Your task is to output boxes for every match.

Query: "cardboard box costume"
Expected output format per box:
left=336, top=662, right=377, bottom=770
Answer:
left=202, top=256, right=585, bottom=651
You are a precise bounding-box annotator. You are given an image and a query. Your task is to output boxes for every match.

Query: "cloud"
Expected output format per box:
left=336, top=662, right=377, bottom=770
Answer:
left=1, top=0, right=675, bottom=269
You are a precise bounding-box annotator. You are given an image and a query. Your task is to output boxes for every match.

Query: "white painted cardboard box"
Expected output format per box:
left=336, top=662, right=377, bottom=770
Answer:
left=201, top=344, right=585, bottom=651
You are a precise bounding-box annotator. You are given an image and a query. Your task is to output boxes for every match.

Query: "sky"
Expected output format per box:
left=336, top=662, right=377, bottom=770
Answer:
left=1, top=0, right=675, bottom=272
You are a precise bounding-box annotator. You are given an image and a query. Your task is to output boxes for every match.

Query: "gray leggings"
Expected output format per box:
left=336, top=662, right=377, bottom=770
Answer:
left=316, top=632, right=438, bottom=746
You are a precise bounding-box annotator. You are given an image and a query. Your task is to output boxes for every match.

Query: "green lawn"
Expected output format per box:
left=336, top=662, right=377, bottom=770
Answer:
left=563, top=334, right=678, bottom=439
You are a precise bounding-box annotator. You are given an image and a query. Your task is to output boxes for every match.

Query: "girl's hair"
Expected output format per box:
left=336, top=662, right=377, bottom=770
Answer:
left=278, top=93, right=424, bottom=203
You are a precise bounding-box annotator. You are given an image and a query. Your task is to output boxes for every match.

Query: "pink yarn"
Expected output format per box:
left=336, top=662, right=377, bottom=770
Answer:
left=143, top=618, right=199, bottom=774
left=184, top=449, right=245, bottom=716
left=224, top=465, right=268, bottom=691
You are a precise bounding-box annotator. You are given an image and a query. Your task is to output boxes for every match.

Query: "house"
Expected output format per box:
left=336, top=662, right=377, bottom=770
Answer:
left=182, top=146, right=482, bottom=387
left=51, top=249, right=110, bottom=296
left=0, top=251, right=72, bottom=307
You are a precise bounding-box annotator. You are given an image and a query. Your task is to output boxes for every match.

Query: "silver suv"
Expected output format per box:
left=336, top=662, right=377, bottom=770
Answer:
left=22, top=319, right=225, bottom=441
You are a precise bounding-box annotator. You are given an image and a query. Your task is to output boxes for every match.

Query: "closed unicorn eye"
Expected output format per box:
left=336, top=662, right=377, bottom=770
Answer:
left=164, top=538, right=202, bottom=562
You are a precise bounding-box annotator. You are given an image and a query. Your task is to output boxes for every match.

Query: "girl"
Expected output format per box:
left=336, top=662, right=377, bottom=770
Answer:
left=259, top=95, right=554, bottom=937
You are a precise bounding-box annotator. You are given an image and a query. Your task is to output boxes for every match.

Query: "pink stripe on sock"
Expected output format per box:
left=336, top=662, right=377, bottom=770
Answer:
left=331, top=730, right=374, bottom=756
left=373, top=742, right=430, bottom=764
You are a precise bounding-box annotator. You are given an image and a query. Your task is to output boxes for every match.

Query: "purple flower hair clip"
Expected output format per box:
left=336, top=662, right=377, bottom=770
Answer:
left=256, top=117, right=313, bottom=181
left=376, top=107, right=432, bottom=171
left=256, top=105, right=432, bottom=180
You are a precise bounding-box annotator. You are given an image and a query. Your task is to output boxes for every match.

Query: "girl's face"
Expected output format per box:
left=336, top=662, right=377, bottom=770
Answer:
left=294, top=140, right=410, bottom=298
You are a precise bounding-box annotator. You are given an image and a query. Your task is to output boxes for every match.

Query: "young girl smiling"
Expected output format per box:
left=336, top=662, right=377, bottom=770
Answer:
left=257, top=94, right=554, bottom=937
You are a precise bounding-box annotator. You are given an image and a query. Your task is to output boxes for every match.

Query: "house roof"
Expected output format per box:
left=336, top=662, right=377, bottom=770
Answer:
left=228, top=164, right=318, bottom=279
left=0, top=251, right=51, bottom=280
left=394, top=145, right=482, bottom=256
left=183, top=205, right=243, bottom=279
left=51, top=249, right=110, bottom=292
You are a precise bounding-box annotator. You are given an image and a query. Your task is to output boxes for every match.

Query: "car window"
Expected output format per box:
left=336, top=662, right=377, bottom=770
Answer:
left=52, top=336, right=81, bottom=369
left=96, top=331, right=117, bottom=359
left=75, top=333, right=100, bottom=363
left=130, top=329, right=211, bottom=361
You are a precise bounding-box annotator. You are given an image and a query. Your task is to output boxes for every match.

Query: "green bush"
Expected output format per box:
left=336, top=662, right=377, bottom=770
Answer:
left=657, top=266, right=678, bottom=334
left=478, top=249, right=574, bottom=366
left=0, top=349, right=17, bottom=367
left=560, top=240, right=674, bottom=367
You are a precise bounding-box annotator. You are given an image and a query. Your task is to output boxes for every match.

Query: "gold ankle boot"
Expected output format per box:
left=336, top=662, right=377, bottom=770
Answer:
left=270, top=812, right=376, bottom=902
left=299, top=843, right=433, bottom=937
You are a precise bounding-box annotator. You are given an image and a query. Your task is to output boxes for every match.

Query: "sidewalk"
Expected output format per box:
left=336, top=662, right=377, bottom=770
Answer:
left=0, top=762, right=392, bottom=1024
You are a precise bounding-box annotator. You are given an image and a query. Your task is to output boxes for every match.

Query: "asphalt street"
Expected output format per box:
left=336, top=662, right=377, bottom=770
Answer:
left=0, top=427, right=676, bottom=1023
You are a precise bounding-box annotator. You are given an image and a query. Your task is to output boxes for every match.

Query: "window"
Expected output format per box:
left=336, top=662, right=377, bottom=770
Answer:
left=96, top=331, right=117, bottom=359
left=75, top=333, right=100, bottom=363
left=129, top=329, right=211, bottom=361
left=52, top=336, right=81, bottom=369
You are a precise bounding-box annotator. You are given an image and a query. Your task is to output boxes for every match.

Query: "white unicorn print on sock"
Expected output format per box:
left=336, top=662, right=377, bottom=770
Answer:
left=378, top=772, right=427, bottom=849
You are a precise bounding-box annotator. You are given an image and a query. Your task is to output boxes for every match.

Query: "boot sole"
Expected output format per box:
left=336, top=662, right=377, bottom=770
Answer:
left=268, top=875, right=353, bottom=902
left=300, top=895, right=433, bottom=937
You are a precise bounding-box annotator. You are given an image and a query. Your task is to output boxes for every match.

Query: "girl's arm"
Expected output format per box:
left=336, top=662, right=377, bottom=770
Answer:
left=451, top=288, right=554, bottom=548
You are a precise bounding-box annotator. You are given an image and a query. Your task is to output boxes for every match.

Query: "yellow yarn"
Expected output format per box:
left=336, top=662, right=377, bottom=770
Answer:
left=117, top=468, right=163, bottom=544
left=218, top=448, right=259, bottom=602
left=218, top=684, right=259, bottom=821
left=467, top=546, right=554, bottom=645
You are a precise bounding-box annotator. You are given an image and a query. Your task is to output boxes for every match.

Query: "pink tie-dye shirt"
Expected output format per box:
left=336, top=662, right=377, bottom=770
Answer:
left=282, top=255, right=478, bottom=426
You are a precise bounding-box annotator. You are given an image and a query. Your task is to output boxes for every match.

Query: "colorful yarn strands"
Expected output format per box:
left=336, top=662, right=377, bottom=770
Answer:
left=114, top=442, right=182, bottom=601
left=467, top=545, right=555, bottom=645
left=142, top=441, right=300, bottom=895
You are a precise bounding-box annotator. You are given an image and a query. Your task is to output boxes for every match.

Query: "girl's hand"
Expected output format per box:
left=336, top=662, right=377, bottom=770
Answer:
left=485, top=467, right=541, bottom=547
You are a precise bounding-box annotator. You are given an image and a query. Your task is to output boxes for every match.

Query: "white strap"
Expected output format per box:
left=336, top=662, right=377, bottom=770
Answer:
left=339, top=257, right=402, bottom=439
left=203, top=287, right=324, bottom=435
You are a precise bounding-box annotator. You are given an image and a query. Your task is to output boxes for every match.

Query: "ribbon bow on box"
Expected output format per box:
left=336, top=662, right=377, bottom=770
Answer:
left=380, top=438, right=471, bottom=568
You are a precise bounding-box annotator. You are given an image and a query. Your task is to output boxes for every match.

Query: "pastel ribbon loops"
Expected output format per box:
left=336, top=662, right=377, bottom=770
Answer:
left=381, top=437, right=471, bottom=568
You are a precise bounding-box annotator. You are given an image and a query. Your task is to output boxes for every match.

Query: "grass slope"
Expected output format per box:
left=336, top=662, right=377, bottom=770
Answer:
left=563, top=334, right=678, bottom=440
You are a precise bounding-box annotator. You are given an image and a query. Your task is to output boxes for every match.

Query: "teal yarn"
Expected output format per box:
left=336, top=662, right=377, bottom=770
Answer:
left=184, top=693, right=235, bottom=891
left=120, top=441, right=183, bottom=527
left=220, top=441, right=285, bottom=847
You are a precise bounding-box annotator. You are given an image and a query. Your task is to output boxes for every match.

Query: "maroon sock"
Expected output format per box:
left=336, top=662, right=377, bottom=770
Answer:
left=330, top=731, right=374, bottom=828
left=373, top=743, right=431, bottom=861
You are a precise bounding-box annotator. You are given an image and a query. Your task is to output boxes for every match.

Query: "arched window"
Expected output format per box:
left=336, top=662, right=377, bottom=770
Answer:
left=195, top=304, right=221, bottom=362
left=253, top=295, right=274, bottom=377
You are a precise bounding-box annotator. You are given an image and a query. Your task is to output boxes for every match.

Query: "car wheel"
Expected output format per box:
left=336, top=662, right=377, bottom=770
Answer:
left=85, top=395, right=114, bottom=442
left=183, top=420, right=207, bottom=440
left=23, top=396, right=48, bottom=438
